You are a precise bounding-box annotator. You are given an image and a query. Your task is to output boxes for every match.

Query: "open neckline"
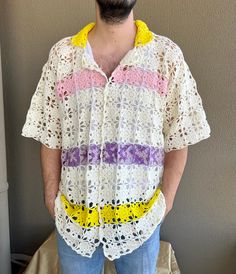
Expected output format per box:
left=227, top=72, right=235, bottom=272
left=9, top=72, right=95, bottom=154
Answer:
left=75, top=20, right=154, bottom=82
left=84, top=39, right=139, bottom=81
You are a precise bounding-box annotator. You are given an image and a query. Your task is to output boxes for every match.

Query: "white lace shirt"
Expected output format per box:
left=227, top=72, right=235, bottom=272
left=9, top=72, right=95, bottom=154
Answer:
left=21, top=19, right=211, bottom=260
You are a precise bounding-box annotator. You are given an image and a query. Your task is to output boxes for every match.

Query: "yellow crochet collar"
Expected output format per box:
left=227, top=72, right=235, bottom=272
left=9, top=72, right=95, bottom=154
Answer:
left=71, top=19, right=153, bottom=48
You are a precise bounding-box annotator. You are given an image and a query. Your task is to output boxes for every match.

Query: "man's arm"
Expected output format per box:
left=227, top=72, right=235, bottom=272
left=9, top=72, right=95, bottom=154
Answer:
left=40, top=144, right=61, bottom=220
left=161, top=146, right=188, bottom=218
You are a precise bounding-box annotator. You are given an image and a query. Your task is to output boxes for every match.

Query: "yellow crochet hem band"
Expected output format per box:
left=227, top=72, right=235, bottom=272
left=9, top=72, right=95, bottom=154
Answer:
left=71, top=19, right=154, bottom=48
left=60, top=187, right=161, bottom=228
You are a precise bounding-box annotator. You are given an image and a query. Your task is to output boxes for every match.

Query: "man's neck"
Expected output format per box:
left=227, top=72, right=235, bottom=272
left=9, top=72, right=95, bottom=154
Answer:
left=88, top=6, right=137, bottom=52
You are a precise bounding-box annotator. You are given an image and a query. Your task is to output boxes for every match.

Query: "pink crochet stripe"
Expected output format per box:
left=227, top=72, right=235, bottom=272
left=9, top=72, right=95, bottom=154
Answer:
left=113, top=66, right=168, bottom=95
left=56, top=66, right=168, bottom=101
left=56, top=70, right=106, bottom=101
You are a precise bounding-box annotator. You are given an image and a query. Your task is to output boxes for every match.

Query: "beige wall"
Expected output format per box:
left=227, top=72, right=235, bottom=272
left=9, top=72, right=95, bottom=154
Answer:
left=1, top=1, right=236, bottom=273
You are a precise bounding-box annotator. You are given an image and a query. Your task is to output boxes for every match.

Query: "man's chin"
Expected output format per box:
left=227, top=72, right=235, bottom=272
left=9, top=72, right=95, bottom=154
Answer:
left=96, top=0, right=137, bottom=24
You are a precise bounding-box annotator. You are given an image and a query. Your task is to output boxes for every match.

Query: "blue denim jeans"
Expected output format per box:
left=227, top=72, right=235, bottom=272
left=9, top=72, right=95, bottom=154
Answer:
left=56, top=222, right=162, bottom=274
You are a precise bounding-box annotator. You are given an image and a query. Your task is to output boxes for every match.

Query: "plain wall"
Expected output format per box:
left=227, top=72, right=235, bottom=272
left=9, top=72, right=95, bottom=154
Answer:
left=0, top=1, right=236, bottom=273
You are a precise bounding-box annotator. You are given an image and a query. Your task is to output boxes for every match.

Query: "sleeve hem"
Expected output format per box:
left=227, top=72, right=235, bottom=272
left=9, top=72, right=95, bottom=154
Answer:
left=164, top=133, right=211, bottom=153
left=21, top=131, right=62, bottom=150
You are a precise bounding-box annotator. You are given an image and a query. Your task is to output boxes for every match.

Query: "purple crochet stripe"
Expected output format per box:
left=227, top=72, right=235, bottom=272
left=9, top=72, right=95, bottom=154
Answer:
left=61, top=142, right=165, bottom=167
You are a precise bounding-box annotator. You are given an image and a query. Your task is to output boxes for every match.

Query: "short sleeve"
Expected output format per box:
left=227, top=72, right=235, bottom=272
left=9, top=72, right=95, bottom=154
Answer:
left=162, top=48, right=211, bottom=153
left=21, top=45, right=62, bottom=149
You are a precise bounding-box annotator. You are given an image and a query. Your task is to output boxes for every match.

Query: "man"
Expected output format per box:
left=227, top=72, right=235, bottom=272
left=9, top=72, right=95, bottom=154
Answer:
left=21, top=0, right=211, bottom=273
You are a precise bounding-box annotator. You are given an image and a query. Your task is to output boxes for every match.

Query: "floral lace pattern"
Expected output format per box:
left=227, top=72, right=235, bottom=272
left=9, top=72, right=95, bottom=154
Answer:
left=56, top=65, right=168, bottom=101
left=61, top=142, right=165, bottom=167
left=21, top=19, right=211, bottom=260
left=60, top=187, right=162, bottom=228
left=21, top=49, right=62, bottom=149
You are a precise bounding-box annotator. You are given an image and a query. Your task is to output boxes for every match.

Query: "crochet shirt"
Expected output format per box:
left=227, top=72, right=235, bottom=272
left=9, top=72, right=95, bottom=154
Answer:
left=21, top=19, right=211, bottom=260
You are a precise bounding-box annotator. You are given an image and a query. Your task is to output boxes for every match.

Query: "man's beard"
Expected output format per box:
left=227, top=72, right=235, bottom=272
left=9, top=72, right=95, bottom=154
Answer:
left=96, top=0, right=137, bottom=24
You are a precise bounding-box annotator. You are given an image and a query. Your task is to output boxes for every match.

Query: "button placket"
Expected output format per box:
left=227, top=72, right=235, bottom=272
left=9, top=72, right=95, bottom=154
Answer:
left=98, top=76, right=113, bottom=229
left=82, top=49, right=125, bottom=229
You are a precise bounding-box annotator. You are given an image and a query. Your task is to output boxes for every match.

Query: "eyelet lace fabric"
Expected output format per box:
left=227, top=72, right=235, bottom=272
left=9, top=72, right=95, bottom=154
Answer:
left=21, top=20, right=211, bottom=260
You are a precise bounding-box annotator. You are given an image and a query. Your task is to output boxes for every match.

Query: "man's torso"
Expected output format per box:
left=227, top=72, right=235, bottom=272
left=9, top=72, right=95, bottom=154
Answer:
left=52, top=20, right=178, bottom=260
